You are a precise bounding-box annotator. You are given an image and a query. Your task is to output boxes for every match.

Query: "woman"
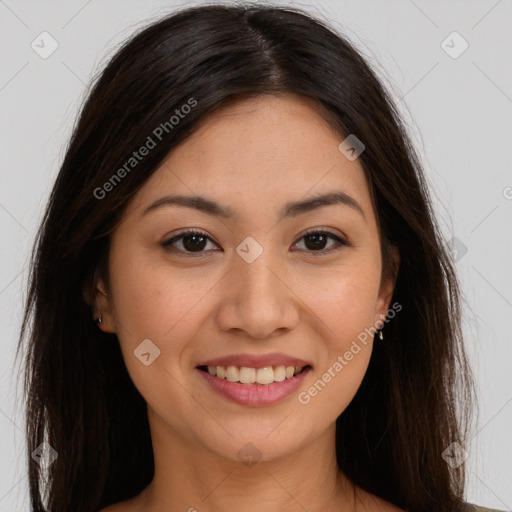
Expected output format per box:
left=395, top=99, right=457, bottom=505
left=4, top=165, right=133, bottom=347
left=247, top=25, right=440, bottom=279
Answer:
left=18, top=4, right=502, bottom=512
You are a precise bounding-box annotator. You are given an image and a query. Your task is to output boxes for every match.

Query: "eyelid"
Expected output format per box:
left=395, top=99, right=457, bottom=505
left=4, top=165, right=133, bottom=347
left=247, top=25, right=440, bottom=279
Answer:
left=161, top=228, right=348, bottom=255
left=292, top=228, right=348, bottom=255
left=298, top=227, right=347, bottom=242
left=161, top=229, right=220, bottom=251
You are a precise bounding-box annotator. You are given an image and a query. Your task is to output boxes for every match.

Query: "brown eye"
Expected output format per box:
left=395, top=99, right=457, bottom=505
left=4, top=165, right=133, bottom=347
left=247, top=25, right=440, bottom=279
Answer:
left=293, top=230, right=347, bottom=254
left=161, top=229, right=347, bottom=256
left=162, top=230, right=219, bottom=253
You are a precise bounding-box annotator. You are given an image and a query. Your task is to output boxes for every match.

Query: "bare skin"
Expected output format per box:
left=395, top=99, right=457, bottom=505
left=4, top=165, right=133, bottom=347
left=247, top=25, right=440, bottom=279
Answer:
left=95, top=94, right=402, bottom=512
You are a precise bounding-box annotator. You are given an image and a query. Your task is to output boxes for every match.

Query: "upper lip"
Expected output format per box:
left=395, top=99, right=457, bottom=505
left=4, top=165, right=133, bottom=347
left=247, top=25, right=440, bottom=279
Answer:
left=196, top=353, right=312, bottom=369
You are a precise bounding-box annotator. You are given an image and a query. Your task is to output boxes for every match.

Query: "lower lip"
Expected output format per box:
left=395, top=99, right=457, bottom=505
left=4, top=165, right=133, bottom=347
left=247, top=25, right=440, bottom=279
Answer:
left=197, top=367, right=311, bottom=406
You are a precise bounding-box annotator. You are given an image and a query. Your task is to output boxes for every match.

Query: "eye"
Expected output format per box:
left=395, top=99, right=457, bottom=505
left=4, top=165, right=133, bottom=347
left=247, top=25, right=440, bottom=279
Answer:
left=161, top=228, right=348, bottom=255
left=292, top=229, right=347, bottom=255
left=161, top=229, right=220, bottom=254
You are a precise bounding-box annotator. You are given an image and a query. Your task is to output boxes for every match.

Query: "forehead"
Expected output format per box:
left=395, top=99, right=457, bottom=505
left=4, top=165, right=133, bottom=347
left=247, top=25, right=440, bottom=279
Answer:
left=124, top=94, right=374, bottom=223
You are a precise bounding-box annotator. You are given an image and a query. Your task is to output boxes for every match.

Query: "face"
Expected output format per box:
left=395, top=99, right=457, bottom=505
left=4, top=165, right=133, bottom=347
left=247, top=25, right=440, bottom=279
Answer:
left=95, top=94, right=398, bottom=464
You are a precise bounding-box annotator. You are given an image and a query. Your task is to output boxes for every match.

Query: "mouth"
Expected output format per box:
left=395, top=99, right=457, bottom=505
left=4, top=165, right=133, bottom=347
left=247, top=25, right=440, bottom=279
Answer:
left=195, top=356, right=313, bottom=406
left=196, top=364, right=312, bottom=385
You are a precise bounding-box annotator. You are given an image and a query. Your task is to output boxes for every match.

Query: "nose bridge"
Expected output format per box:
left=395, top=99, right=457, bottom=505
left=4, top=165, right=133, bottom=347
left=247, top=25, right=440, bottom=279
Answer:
left=238, top=256, right=278, bottom=298
left=235, top=244, right=284, bottom=309
left=234, top=233, right=280, bottom=291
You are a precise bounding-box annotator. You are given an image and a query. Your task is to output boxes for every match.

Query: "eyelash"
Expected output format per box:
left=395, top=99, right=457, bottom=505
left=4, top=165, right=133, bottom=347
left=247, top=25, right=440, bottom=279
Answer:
left=161, top=228, right=348, bottom=256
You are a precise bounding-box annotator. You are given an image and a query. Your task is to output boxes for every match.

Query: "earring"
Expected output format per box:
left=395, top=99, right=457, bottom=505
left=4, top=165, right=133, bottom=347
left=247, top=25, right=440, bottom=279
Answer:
left=97, top=315, right=112, bottom=333
left=378, top=329, right=384, bottom=340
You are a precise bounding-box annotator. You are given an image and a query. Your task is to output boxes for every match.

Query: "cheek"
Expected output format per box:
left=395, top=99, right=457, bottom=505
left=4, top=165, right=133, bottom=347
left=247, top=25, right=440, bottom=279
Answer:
left=305, top=260, right=382, bottom=344
left=107, top=250, right=213, bottom=415
left=110, top=245, right=216, bottom=338
left=296, top=257, right=380, bottom=413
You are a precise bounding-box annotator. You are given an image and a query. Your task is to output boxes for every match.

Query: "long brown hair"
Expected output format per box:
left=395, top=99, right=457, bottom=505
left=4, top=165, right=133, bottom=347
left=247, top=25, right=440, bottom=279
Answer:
left=18, top=4, right=474, bottom=511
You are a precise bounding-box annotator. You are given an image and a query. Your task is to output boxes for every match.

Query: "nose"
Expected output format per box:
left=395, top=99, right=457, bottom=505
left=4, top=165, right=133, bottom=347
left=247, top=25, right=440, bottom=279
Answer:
left=214, top=251, right=301, bottom=339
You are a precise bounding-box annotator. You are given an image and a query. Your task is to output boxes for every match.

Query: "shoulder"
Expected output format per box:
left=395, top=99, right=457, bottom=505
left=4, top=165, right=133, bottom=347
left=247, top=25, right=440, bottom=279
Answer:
left=98, top=502, right=135, bottom=512
left=364, top=500, right=504, bottom=512
left=98, top=489, right=147, bottom=511
left=466, top=504, right=506, bottom=512
left=355, top=488, right=406, bottom=511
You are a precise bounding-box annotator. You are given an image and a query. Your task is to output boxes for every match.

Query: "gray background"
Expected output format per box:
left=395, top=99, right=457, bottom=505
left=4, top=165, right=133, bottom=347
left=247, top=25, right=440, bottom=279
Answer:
left=1, top=0, right=511, bottom=510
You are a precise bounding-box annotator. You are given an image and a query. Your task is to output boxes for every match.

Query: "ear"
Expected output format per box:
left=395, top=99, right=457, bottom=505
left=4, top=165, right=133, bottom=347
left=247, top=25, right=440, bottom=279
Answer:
left=91, top=277, right=116, bottom=334
left=374, top=245, right=400, bottom=326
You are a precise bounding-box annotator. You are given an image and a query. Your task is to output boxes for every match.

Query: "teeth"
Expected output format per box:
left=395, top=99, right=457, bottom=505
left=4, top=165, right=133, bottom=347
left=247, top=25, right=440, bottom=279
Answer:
left=226, top=365, right=239, bottom=382
left=206, top=364, right=305, bottom=384
left=273, top=365, right=286, bottom=381
left=256, top=367, right=274, bottom=385
left=239, top=367, right=256, bottom=384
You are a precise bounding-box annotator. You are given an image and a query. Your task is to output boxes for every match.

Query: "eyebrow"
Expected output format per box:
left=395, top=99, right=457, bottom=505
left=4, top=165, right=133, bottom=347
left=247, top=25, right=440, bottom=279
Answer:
left=140, top=191, right=365, bottom=221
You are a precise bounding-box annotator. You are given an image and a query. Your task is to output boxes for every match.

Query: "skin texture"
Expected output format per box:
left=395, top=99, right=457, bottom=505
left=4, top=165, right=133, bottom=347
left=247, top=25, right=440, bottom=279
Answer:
left=96, top=94, right=401, bottom=512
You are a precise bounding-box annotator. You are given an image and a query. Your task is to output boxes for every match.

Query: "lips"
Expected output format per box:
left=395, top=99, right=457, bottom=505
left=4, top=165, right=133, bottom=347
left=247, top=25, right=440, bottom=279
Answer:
left=196, top=353, right=311, bottom=369
left=195, top=353, right=313, bottom=406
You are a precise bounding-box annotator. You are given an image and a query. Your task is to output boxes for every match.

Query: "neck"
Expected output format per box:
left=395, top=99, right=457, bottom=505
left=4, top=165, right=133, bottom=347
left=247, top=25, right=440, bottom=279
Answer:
left=134, top=410, right=356, bottom=512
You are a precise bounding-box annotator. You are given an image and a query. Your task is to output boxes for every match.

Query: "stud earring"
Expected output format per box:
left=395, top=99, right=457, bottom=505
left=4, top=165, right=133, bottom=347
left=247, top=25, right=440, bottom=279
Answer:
left=97, top=315, right=108, bottom=332
left=378, top=329, right=384, bottom=340
left=97, top=314, right=114, bottom=333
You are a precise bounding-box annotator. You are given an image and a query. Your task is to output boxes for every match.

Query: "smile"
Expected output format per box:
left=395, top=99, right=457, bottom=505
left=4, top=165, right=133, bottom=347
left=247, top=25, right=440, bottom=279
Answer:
left=196, top=364, right=312, bottom=406
left=198, top=364, right=308, bottom=385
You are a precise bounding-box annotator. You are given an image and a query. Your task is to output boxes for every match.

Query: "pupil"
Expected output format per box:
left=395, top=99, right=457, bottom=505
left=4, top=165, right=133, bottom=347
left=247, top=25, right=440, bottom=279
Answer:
left=183, top=234, right=207, bottom=252
left=305, top=233, right=326, bottom=251
left=181, top=233, right=328, bottom=252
